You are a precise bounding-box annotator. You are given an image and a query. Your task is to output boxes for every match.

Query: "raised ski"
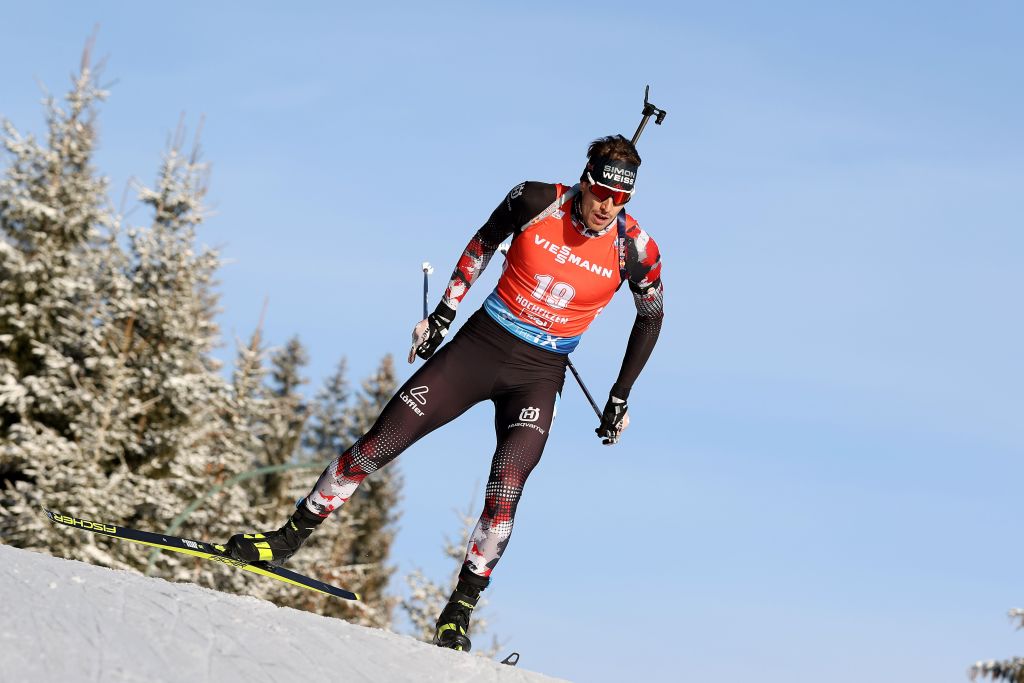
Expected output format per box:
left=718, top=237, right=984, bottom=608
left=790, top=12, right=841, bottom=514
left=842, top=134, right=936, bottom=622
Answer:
left=44, top=508, right=359, bottom=601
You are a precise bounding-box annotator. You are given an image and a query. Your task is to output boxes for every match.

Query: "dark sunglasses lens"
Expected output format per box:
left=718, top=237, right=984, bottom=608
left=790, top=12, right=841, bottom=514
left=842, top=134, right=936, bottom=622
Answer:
left=590, top=184, right=629, bottom=205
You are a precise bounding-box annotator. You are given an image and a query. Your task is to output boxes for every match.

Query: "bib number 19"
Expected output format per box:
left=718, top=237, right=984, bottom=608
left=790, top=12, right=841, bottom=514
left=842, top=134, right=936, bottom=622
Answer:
left=532, top=274, right=575, bottom=310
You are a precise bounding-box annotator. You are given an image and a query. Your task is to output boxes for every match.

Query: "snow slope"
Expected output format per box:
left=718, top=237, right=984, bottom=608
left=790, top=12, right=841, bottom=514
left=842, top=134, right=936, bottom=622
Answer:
left=0, top=544, right=569, bottom=683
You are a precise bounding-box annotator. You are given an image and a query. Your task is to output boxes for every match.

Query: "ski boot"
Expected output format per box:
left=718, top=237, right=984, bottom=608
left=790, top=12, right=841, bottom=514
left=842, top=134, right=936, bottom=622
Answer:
left=432, top=580, right=482, bottom=652
left=225, top=502, right=325, bottom=564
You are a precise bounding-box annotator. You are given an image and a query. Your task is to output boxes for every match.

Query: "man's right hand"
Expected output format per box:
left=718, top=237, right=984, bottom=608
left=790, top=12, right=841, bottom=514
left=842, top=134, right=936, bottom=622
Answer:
left=595, top=395, right=630, bottom=445
left=407, top=305, right=454, bottom=363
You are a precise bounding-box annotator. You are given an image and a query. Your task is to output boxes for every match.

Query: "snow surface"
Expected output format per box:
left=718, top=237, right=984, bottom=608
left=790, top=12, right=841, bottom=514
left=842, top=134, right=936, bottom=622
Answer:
left=0, top=544, right=569, bottom=683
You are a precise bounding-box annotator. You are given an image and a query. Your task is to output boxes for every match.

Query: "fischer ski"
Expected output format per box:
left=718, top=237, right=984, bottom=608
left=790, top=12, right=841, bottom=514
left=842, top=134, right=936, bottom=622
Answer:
left=44, top=509, right=360, bottom=601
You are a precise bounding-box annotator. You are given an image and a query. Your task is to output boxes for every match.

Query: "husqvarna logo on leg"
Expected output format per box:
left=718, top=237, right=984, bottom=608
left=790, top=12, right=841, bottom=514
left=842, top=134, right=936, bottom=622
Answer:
left=508, top=407, right=546, bottom=435
left=519, top=407, right=540, bottom=422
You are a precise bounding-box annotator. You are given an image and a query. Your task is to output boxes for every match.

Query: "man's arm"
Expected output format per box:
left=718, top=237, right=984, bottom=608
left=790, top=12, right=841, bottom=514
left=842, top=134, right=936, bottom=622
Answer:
left=411, top=182, right=557, bottom=361
left=436, top=181, right=556, bottom=317
left=609, top=280, right=664, bottom=399
left=612, top=226, right=664, bottom=398
left=435, top=222, right=507, bottom=320
left=596, top=227, right=663, bottom=443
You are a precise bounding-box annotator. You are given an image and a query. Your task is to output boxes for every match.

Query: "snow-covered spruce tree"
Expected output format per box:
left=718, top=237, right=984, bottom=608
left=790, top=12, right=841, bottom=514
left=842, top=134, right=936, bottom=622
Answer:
left=971, top=609, right=1024, bottom=683
left=259, top=336, right=310, bottom=501
left=302, top=355, right=401, bottom=627
left=341, top=354, right=402, bottom=627
left=284, top=357, right=362, bottom=614
left=119, top=150, right=352, bottom=604
left=303, top=357, right=353, bottom=463
left=181, top=338, right=372, bottom=613
left=114, top=146, right=333, bottom=600
left=105, top=126, right=255, bottom=577
left=0, top=48, right=139, bottom=561
left=167, top=325, right=281, bottom=598
left=0, top=47, right=411, bottom=624
left=167, top=326, right=306, bottom=603
left=226, top=327, right=272, bottom=479
left=199, top=332, right=322, bottom=605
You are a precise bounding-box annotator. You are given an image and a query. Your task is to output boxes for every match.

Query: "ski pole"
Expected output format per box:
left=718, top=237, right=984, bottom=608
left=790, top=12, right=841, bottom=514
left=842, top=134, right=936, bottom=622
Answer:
left=407, top=261, right=436, bottom=364
left=568, top=358, right=602, bottom=419
left=421, top=261, right=433, bottom=319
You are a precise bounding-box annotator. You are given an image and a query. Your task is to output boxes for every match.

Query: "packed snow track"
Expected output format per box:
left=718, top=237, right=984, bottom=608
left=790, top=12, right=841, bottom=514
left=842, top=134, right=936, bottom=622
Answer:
left=0, top=543, right=569, bottom=683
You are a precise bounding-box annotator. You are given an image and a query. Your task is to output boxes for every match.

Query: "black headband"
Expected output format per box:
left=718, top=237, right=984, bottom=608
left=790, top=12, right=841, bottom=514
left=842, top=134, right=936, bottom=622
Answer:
left=585, top=155, right=638, bottom=191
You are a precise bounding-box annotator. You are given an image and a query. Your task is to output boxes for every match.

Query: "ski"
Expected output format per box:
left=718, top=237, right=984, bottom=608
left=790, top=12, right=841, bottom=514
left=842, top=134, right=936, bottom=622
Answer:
left=43, top=508, right=360, bottom=601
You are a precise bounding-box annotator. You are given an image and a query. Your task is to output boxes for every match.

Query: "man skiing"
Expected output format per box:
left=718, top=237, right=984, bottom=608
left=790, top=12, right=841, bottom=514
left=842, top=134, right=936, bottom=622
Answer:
left=226, top=134, right=664, bottom=652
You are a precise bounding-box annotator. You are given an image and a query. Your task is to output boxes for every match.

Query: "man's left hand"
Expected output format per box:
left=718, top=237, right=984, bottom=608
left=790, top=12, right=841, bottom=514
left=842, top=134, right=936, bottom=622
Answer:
left=407, top=304, right=455, bottom=364
left=596, top=395, right=630, bottom=445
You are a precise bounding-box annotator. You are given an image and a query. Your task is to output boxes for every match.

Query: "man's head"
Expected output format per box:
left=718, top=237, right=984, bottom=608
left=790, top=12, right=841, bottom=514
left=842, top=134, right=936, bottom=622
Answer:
left=578, top=135, right=642, bottom=232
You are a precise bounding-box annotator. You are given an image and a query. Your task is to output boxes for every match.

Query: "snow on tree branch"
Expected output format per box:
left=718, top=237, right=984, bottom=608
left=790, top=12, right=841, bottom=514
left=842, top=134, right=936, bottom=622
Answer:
left=970, top=610, right=1024, bottom=683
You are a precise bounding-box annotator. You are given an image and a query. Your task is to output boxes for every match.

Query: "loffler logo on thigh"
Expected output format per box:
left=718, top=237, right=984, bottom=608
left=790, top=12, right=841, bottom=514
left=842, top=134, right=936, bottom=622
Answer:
left=400, top=385, right=428, bottom=417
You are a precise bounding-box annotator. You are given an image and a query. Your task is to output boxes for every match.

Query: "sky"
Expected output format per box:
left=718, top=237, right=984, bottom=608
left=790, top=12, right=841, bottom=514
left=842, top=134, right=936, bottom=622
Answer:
left=2, top=2, right=1022, bottom=681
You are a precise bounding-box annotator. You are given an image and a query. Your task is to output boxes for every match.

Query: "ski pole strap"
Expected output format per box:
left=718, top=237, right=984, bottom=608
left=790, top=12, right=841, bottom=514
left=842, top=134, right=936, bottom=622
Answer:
left=519, top=185, right=579, bottom=232
left=522, top=185, right=628, bottom=287
left=616, top=212, right=628, bottom=287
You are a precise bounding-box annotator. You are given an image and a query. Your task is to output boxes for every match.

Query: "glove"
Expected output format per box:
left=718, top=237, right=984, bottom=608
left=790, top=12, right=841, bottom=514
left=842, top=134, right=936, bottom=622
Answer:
left=595, top=395, right=630, bottom=445
left=407, top=304, right=455, bottom=363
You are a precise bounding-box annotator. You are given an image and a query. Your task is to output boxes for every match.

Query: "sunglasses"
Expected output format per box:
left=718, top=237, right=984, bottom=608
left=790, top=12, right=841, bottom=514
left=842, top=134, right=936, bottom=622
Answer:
left=586, top=172, right=633, bottom=205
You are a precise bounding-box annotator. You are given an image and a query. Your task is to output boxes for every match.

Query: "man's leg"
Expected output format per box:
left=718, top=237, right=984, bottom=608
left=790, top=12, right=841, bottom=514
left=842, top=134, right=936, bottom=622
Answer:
left=434, top=380, right=561, bottom=650
left=306, top=341, right=493, bottom=517
left=226, top=339, right=491, bottom=562
left=463, top=383, right=559, bottom=583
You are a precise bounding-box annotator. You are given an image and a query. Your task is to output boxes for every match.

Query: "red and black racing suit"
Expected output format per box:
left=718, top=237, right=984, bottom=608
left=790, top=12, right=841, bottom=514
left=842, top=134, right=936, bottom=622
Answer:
left=304, top=181, right=664, bottom=590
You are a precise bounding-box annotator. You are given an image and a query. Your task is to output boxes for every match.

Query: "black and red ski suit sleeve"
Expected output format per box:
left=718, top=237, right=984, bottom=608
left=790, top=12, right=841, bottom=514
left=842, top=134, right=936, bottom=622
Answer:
left=433, top=181, right=557, bottom=317
left=610, top=226, right=664, bottom=400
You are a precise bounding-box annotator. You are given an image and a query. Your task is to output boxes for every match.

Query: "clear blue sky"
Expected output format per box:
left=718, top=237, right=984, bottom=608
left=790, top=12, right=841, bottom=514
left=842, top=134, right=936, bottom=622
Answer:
left=3, top=2, right=1022, bottom=681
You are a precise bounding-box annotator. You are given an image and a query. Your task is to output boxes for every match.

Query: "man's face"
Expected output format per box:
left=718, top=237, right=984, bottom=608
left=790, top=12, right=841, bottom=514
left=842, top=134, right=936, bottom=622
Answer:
left=579, top=181, right=627, bottom=232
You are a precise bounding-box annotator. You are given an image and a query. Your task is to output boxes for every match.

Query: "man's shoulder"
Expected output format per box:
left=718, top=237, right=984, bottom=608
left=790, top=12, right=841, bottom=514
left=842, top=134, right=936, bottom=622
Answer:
left=504, top=181, right=568, bottom=225
left=620, top=214, right=661, bottom=285
left=505, top=180, right=563, bottom=206
left=622, top=214, right=658, bottom=248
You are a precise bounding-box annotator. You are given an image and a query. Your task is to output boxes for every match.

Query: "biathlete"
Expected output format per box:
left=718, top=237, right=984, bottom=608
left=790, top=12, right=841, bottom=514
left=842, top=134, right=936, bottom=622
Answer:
left=226, top=134, right=664, bottom=651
